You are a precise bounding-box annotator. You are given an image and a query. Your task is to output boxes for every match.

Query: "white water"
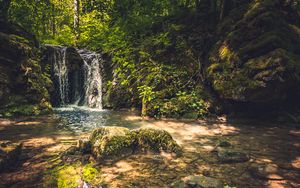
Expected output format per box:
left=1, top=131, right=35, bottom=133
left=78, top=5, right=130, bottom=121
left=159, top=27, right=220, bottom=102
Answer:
left=79, top=50, right=103, bottom=109
left=47, top=46, right=103, bottom=109
left=52, top=46, right=69, bottom=104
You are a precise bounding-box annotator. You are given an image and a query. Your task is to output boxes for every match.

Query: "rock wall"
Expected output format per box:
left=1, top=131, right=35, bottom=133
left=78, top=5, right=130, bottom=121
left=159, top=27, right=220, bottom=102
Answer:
left=207, top=0, right=300, bottom=113
left=0, top=20, right=52, bottom=116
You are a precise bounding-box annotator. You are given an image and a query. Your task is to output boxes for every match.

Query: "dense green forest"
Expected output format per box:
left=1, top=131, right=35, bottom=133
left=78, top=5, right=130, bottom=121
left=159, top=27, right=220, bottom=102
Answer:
left=1, top=0, right=300, bottom=187
left=1, top=0, right=300, bottom=118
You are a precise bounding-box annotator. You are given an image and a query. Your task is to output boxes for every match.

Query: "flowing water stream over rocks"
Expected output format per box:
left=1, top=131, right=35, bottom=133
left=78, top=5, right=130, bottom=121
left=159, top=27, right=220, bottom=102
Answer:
left=0, top=108, right=299, bottom=188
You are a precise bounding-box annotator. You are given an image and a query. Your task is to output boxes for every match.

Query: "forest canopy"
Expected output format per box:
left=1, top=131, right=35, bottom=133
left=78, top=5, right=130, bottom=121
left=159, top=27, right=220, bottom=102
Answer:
left=2, top=0, right=300, bottom=117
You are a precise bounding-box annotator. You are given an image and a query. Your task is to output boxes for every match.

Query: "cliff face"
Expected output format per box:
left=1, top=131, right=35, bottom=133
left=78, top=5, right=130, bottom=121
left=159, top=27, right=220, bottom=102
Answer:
left=0, top=20, right=52, bottom=116
left=207, top=0, right=300, bottom=112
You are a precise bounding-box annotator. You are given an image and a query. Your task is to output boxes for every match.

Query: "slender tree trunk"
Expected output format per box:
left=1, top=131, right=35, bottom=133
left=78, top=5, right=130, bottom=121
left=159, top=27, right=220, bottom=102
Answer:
left=220, top=0, right=231, bottom=20
left=0, top=0, right=12, bottom=21
left=195, top=0, right=214, bottom=15
left=195, top=0, right=201, bottom=12
left=141, top=97, right=147, bottom=117
left=51, top=4, right=56, bottom=37
left=74, top=0, right=80, bottom=44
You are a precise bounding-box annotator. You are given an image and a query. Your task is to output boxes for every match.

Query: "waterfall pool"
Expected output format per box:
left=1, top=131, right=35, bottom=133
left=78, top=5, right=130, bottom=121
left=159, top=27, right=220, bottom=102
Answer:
left=0, top=109, right=299, bottom=187
left=53, top=106, right=142, bottom=133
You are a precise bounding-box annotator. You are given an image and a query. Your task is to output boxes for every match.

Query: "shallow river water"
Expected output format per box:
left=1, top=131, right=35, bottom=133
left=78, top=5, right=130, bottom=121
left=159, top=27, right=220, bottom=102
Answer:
left=0, top=106, right=300, bottom=188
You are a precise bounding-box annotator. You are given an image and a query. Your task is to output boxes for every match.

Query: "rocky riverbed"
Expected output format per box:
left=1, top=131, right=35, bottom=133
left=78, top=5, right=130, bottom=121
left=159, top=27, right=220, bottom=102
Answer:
left=0, top=111, right=299, bottom=187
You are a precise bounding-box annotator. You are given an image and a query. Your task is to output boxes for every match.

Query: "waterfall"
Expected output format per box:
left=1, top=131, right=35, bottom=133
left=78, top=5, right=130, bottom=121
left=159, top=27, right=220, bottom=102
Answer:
left=79, top=50, right=103, bottom=109
left=45, top=45, right=103, bottom=109
left=47, top=46, right=69, bottom=104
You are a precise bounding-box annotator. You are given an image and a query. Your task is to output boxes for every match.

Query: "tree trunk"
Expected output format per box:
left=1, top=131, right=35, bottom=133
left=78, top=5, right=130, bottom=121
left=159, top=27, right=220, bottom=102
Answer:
left=141, top=97, right=147, bottom=117
left=51, top=4, right=56, bottom=37
left=220, top=0, right=232, bottom=20
left=0, top=0, right=12, bottom=21
left=195, top=0, right=213, bottom=15
left=74, top=0, right=80, bottom=44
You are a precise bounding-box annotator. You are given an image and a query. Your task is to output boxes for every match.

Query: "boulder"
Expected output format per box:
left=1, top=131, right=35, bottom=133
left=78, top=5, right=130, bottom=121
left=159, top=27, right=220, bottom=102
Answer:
left=216, top=148, right=249, bottom=163
left=171, top=175, right=223, bottom=188
left=207, top=1, right=300, bottom=113
left=74, top=127, right=181, bottom=161
left=0, top=141, right=22, bottom=172
left=89, top=127, right=134, bottom=161
left=132, top=128, right=182, bottom=154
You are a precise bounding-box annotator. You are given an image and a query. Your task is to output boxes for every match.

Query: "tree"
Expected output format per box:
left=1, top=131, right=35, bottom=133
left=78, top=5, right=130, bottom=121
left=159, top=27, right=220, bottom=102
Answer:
left=74, top=0, right=80, bottom=43
left=220, top=0, right=232, bottom=20
left=0, top=0, right=11, bottom=21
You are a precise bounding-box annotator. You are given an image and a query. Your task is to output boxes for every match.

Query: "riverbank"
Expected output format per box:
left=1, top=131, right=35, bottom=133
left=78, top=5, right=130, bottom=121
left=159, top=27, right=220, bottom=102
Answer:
left=0, top=111, right=299, bottom=187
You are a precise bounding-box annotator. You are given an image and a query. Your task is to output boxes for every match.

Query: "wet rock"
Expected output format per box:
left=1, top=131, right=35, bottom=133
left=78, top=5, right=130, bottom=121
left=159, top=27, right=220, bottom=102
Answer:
left=216, top=149, right=249, bottom=163
left=171, top=175, right=223, bottom=188
left=0, top=141, right=22, bottom=172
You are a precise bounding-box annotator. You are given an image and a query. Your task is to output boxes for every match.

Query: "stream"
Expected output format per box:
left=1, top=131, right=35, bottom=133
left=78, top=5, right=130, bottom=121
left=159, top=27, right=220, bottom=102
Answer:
left=0, top=108, right=300, bottom=188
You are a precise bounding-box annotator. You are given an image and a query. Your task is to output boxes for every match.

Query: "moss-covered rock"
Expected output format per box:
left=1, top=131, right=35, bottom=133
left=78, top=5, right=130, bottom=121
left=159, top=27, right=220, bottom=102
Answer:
left=89, top=127, right=134, bottom=160
left=79, top=127, right=181, bottom=161
left=43, top=163, right=103, bottom=188
left=132, top=128, right=182, bottom=154
left=207, top=0, right=300, bottom=112
left=57, top=165, right=82, bottom=188
left=0, top=20, right=52, bottom=116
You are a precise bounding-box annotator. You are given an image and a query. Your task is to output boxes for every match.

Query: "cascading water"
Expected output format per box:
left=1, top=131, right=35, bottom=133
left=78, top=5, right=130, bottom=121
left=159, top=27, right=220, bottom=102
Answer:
left=79, top=50, right=103, bottom=109
left=47, top=46, right=69, bottom=104
left=45, top=45, right=103, bottom=109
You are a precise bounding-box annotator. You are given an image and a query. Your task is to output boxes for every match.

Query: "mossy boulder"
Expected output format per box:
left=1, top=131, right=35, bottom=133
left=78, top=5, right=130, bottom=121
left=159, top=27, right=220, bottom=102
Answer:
left=0, top=20, right=52, bottom=116
left=132, top=128, right=182, bottom=154
left=207, top=0, right=300, bottom=112
left=89, top=127, right=134, bottom=160
left=79, top=127, right=181, bottom=161
left=0, top=141, right=22, bottom=172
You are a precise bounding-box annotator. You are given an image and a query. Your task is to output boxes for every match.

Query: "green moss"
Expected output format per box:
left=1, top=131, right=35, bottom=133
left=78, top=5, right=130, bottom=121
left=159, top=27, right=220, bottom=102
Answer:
left=42, top=163, right=103, bottom=188
left=0, top=24, right=52, bottom=117
left=90, top=127, right=133, bottom=160
left=82, top=164, right=103, bottom=185
left=0, top=104, right=39, bottom=117
left=88, top=127, right=181, bottom=161
left=57, top=165, right=81, bottom=188
left=133, top=128, right=182, bottom=154
left=207, top=0, right=300, bottom=102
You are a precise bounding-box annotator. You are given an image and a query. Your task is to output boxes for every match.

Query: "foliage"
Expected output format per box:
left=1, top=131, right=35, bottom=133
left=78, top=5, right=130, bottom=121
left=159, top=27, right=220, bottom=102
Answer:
left=147, top=90, right=209, bottom=118
left=6, top=0, right=235, bottom=117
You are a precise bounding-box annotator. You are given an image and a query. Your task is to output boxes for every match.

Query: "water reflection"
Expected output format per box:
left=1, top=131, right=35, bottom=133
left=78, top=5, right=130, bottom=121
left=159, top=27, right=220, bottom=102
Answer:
left=54, top=105, right=141, bottom=134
